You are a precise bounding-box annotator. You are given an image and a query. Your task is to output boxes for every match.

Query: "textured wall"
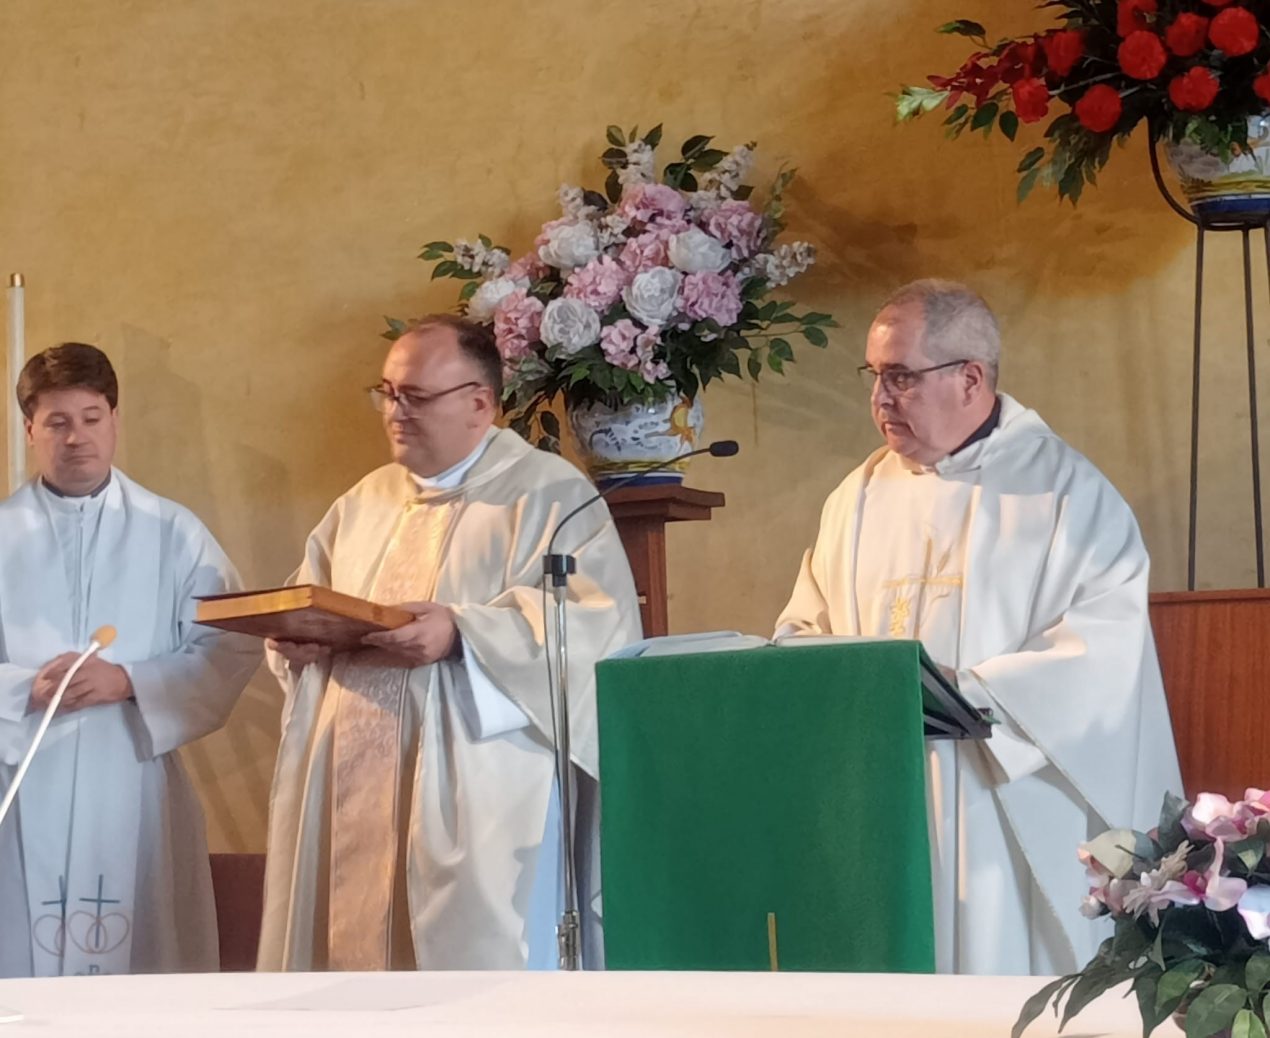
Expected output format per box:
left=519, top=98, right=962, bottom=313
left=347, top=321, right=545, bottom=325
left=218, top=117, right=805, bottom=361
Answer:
left=1, top=0, right=1260, bottom=850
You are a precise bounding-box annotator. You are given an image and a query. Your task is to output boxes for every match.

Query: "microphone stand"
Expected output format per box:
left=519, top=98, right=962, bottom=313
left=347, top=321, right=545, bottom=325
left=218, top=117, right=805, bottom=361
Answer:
left=544, top=441, right=736, bottom=971
left=0, top=625, right=115, bottom=1024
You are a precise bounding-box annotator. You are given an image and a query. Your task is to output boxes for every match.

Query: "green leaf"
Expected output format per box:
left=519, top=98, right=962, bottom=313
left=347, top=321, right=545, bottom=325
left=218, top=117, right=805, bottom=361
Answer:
left=746, top=353, right=763, bottom=380
left=420, top=240, right=453, bottom=254
left=606, top=125, right=625, bottom=148
left=642, top=124, right=663, bottom=149
left=1234, top=1009, right=1268, bottom=1038
left=1017, top=147, right=1046, bottom=174
left=1184, top=984, right=1248, bottom=1038
left=1000, top=110, right=1019, bottom=142
left=539, top=411, right=561, bottom=439
left=459, top=281, right=479, bottom=302
left=601, top=146, right=628, bottom=169
left=767, top=352, right=784, bottom=374
left=937, top=18, right=987, bottom=38
left=944, top=103, right=969, bottom=126
left=680, top=171, right=698, bottom=192
left=770, top=337, right=794, bottom=361
left=1017, top=167, right=1042, bottom=203
left=733, top=184, right=754, bottom=200
left=1157, top=961, right=1206, bottom=1016
left=802, top=311, right=834, bottom=325
left=680, top=134, right=712, bottom=158
left=895, top=85, right=951, bottom=122
left=478, top=233, right=492, bottom=249
left=694, top=148, right=727, bottom=170
left=1012, top=976, right=1072, bottom=1038
left=1136, top=971, right=1172, bottom=1038
left=1247, top=953, right=1270, bottom=998
left=606, top=170, right=622, bottom=204
left=1061, top=969, right=1120, bottom=1030
left=971, top=102, right=999, bottom=133
left=803, top=326, right=829, bottom=347
left=1229, top=838, right=1266, bottom=872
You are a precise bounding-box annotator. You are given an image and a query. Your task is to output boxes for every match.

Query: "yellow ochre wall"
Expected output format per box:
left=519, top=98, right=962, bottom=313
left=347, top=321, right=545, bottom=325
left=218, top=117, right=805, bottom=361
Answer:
left=1, top=0, right=1259, bottom=850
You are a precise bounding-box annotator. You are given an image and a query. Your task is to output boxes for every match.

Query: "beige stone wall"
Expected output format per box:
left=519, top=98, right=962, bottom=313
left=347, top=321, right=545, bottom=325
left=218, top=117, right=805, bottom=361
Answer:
left=1, top=0, right=1258, bottom=850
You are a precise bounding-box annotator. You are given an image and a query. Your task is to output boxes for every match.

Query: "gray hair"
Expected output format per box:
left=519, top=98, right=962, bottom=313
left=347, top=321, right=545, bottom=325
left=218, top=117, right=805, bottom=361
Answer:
left=878, top=279, right=1000, bottom=387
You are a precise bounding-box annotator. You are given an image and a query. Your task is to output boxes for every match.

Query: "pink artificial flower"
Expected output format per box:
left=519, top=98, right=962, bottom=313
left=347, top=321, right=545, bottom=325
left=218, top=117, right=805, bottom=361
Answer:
left=619, top=229, right=676, bottom=274
left=618, top=183, right=688, bottom=226
left=680, top=271, right=743, bottom=327
left=1238, top=886, right=1270, bottom=940
left=492, top=289, right=544, bottom=363
left=703, top=200, right=766, bottom=260
left=564, top=255, right=631, bottom=312
left=599, top=319, right=643, bottom=370
left=1184, top=793, right=1250, bottom=840
left=1181, top=839, right=1248, bottom=911
left=507, top=253, right=550, bottom=282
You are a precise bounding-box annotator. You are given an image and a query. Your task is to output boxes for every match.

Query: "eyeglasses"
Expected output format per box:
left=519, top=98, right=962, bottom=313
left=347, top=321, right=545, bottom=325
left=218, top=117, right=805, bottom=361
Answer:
left=857, top=360, right=969, bottom=396
left=367, top=381, right=480, bottom=415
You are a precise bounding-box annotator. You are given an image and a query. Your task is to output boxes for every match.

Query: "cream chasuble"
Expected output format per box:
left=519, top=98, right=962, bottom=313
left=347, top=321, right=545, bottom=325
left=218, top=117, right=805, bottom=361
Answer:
left=0, top=471, right=259, bottom=977
left=259, top=428, right=642, bottom=971
left=778, top=394, right=1182, bottom=975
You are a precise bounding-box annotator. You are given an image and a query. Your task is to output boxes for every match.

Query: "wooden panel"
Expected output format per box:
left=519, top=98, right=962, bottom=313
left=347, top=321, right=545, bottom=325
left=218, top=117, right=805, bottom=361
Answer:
left=1149, top=590, right=1270, bottom=800
left=209, top=852, right=265, bottom=972
left=607, top=486, right=725, bottom=639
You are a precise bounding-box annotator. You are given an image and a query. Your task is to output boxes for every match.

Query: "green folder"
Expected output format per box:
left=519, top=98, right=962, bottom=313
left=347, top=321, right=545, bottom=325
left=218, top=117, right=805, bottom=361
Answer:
left=596, top=640, right=985, bottom=973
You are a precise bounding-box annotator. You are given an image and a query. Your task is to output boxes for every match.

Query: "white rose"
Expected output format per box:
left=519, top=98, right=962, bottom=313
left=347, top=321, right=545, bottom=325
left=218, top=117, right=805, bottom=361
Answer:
left=540, top=297, right=601, bottom=356
left=538, top=221, right=600, bottom=270
left=623, top=267, right=682, bottom=326
left=668, top=227, right=731, bottom=274
left=467, top=276, right=523, bottom=322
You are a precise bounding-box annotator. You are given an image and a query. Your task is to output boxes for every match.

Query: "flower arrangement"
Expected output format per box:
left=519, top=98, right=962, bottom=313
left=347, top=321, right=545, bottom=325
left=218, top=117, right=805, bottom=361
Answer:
left=1015, top=789, right=1270, bottom=1038
left=894, top=2, right=1270, bottom=203
left=385, top=124, right=834, bottom=450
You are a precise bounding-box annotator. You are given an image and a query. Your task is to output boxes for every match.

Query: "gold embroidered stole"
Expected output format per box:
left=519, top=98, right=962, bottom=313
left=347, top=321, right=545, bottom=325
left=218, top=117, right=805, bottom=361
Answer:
left=327, top=497, right=454, bottom=969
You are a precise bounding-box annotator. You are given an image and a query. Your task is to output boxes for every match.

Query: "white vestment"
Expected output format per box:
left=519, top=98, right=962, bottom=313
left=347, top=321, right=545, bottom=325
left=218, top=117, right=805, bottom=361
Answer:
left=257, top=428, right=642, bottom=971
left=777, top=394, right=1182, bottom=975
left=0, top=471, right=260, bottom=977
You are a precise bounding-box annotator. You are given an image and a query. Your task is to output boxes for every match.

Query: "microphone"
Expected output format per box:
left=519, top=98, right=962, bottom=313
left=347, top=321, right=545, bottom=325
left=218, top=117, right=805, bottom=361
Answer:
left=0, top=625, right=118, bottom=831
left=545, top=439, right=739, bottom=565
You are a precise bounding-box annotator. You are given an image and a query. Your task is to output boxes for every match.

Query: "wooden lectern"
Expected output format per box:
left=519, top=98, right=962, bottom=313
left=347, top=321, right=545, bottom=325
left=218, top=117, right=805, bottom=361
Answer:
left=606, top=485, right=725, bottom=637
left=1150, top=589, right=1270, bottom=800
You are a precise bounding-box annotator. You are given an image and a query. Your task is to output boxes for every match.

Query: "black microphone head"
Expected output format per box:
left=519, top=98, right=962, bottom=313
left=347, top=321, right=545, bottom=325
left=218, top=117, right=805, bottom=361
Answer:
left=708, top=440, right=739, bottom=457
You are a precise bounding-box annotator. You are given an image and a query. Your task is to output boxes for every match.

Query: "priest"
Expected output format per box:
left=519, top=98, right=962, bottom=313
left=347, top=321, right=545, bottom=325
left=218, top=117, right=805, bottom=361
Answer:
left=0, top=342, right=260, bottom=977
left=258, top=315, right=641, bottom=971
left=777, top=280, right=1181, bottom=975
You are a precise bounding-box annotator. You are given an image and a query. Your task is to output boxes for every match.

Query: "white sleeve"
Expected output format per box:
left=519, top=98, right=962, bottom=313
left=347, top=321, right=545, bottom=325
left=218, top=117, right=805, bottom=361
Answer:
left=452, top=634, right=531, bottom=740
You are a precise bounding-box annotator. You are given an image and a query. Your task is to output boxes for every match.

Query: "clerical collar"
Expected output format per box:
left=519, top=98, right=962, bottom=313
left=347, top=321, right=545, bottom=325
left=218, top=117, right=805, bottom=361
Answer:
left=40, top=472, right=112, bottom=499
left=951, top=396, right=1002, bottom=457
left=410, top=428, right=496, bottom=492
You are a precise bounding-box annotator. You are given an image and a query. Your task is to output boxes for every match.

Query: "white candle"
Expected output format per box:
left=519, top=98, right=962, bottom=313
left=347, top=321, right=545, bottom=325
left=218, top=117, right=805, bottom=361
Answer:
left=7, top=274, right=25, bottom=494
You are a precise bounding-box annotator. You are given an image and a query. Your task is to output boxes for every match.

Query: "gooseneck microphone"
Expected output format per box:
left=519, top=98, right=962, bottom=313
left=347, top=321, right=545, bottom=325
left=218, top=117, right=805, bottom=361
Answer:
left=0, top=624, right=118, bottom=832
left=545, top=439, right=740, bottom=563
left=541, top=438, right=738, bottom=969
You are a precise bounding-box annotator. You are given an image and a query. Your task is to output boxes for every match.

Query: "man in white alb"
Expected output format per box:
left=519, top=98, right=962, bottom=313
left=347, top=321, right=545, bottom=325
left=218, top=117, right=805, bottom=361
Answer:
left=0, top=342, right=260, bottom=977
left=777, top=280, right=1182, bottom=975
left=258, top=315, right=641, bottom=971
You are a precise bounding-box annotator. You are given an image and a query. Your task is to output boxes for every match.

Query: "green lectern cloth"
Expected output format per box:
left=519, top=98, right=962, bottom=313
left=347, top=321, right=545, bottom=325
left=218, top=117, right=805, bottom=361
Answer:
left=597, top=642, right=935, bottom=972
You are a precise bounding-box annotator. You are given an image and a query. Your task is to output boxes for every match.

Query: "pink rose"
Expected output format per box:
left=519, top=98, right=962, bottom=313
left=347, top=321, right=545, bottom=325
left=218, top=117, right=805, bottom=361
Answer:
left=618, top=229, right=675, bottom=274
left=703, top=201, right=765, bottom=260
left=507, top=253, right=549, bottom=282
left=493, top=289, right=544, bottom=363
left=564, top=255, right=631, bottom=312
left=680, top=271, right=743, bottom=327
left=618, top=183, right=688, bottom=226
left=1185, top=793, right=1256, bottom=840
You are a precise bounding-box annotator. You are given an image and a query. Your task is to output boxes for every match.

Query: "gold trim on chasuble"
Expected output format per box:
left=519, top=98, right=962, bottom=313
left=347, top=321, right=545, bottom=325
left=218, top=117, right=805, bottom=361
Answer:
left=880, top=536, right=964, bottom=638
left=328, top=497, right=455, bottom=970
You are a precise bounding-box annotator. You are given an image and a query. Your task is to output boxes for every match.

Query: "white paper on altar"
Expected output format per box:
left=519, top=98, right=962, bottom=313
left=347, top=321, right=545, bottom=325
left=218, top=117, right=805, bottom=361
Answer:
left=605, top=630, right=898, bottom=660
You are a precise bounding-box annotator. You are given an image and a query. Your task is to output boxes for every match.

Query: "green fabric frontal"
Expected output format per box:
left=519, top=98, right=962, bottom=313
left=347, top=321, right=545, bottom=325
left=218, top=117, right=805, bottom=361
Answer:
left=597, top=642, right=936, bottom=973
